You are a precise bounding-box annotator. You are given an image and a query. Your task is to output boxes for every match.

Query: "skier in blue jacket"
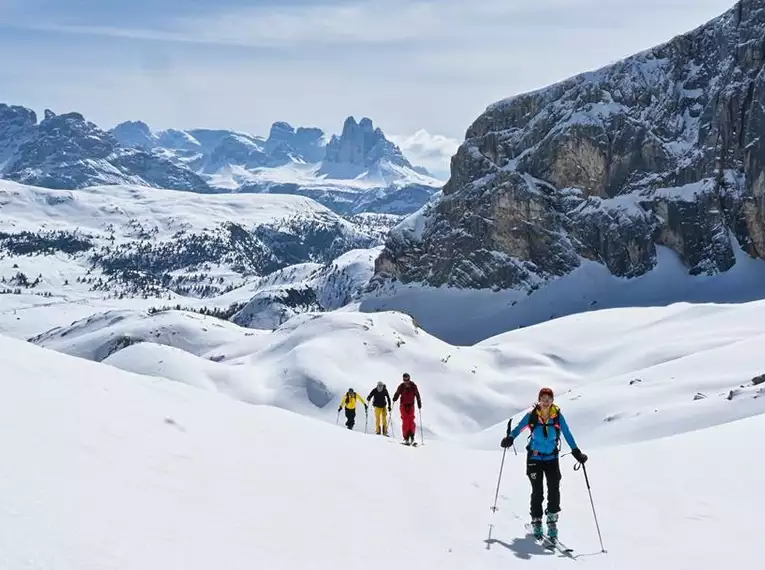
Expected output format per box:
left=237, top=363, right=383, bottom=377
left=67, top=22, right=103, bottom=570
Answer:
left=500, top=387, right=587, bottom=541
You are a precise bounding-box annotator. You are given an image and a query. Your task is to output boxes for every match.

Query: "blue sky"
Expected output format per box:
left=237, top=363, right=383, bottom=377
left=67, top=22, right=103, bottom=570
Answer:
left=0, top=0, right=735, bottom=173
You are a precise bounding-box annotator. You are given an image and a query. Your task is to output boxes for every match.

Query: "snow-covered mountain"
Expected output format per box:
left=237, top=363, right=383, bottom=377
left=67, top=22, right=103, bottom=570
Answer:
left=109, top=115, right=443, bottom=214
left=0, top=102, right=442, bottom=215
left=0, top=180, right=379, bottom=303
left=227, top=247, right=383, bottom=329
left=0, top=106, right=211, bottom=192
left=2, top=321, right=763, bottom=568
left=371, top=0, right=765, bottom=333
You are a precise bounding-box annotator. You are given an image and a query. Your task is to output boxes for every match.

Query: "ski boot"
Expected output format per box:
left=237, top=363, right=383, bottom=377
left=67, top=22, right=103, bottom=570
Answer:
left=546, top=511, right=559, bottom=542
left=530, top=517, right=543, bottom=540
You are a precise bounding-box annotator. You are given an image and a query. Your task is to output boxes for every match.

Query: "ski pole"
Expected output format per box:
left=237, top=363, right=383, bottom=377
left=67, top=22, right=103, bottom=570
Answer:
left=388, top=408, right=394, bottom=437
left=490, top=418, right=513, bottom=512
left=365, top=408, right=369, bottom=434
left=575, top=461, right=606, bottom=552
left=418, top=407, right=424, bottom=445
left=336, top=409, right=340, bottom=425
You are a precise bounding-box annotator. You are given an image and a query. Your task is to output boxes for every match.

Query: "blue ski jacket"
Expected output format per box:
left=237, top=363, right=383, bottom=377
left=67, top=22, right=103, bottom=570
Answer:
left=508, top=405, right=578, bottom=461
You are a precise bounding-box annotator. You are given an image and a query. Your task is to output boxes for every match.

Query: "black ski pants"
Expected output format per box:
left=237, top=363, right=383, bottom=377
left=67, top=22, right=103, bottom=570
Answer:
left=526, top=456, right=561, bottom=518
left=345, top=408, right=356, bottom=429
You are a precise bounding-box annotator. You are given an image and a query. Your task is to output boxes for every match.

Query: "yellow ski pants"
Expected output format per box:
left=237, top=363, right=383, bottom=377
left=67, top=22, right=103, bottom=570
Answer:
left=374, top=406, right=388, bottom=434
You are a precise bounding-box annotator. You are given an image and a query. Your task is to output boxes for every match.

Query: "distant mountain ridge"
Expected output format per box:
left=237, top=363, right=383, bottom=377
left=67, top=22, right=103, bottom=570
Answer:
left=0, top=103, right=443, bottom=215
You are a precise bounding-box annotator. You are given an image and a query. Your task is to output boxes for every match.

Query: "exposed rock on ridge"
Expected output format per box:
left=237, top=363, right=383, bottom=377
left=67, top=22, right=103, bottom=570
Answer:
left=375, top=0, right=765, bottom=289
left=0, top=108, right=211, bottom=192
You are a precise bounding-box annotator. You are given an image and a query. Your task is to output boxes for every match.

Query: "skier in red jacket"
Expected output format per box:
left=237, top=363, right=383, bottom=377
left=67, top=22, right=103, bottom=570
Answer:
left=392, top=372, right=422, bottom=445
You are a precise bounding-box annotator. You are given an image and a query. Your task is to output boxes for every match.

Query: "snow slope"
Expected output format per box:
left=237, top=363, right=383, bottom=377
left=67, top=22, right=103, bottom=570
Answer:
left=28, top=309, right=261, bottom=362
left=229, top=246, right=383, bottom=329
left=0, top=179, right=378, bottom=314
left=29, top=299, right=765, bottom=447
left=0, top=180, right=355, bottom=237
left=0, top=332, right=762, bottom=568
left=362, top=244, right=765, bottom=344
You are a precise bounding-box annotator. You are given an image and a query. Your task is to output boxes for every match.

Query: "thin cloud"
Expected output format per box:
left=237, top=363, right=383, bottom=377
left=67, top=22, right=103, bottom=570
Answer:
left=390, top=130, right=460, bottom=180
left=20, top=0, right=733, bottom=49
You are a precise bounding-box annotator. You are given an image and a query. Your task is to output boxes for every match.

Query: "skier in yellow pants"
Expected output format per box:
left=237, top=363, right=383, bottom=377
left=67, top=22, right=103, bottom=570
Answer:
left=367, top=381, right=392, bottom=436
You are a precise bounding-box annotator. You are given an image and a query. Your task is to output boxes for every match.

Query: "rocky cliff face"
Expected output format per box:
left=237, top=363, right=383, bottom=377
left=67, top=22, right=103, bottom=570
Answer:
left=0, top=109, right=211, bottom=192
left=0, top=105, right=36, bottom=168
left=109, top=120, right=157, bottom=150
left=264, top=121, right=326, bottom=164
left=375, top=0, right=765, bottom=290
left=322, top=116, right=413, bottom=174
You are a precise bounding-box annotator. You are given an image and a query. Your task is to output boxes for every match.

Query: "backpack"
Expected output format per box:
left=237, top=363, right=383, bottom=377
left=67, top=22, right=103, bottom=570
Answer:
left=526, top=404, right=562, bottom=454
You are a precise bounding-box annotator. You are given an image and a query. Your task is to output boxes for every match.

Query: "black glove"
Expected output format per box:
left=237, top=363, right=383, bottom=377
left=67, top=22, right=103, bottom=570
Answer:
left=572, top=448, right=588, bottom=464
left=365, top=405, right=369, bottom=412
left=337, top=407, right=342, bottom=412
left=500, top=436, right=514, bottom=448
left=387, top=406, right=391, bottom=412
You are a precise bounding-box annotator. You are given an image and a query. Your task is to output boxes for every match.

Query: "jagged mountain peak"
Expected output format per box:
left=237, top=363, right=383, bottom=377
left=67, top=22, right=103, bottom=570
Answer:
left=323, top=115, right=412, bottom=172
left=0, top=103, right=37, bottom=124
left=110, top=120, right=157, bottom=150
left=0, top=104, right=38, bottom=169
left=263, top=120, right=326, bottom=163
left=268, top=121, right=295, bottom=136
left=374, top=0, right=765, bottom=295
left=0, top=101, right=441, bottom=215
left=0, top=105, right=210, bottom=192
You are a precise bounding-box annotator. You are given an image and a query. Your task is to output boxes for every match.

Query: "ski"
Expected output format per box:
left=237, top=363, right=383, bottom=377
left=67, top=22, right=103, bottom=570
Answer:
left=543, top=537, right=574, bottom=557
left=524, top=524, right=574, bottom=557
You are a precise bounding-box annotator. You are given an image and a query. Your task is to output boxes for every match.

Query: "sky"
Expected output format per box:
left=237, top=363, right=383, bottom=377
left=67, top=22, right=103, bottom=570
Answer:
left=0, top=0, right=737, bottom=176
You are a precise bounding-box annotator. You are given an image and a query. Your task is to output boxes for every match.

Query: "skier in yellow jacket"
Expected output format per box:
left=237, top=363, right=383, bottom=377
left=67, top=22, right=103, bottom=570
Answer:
left=338, top=388, right=368, bottom=430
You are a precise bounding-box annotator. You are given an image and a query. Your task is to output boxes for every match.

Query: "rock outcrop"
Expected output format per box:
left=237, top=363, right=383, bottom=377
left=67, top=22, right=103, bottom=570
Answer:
left=264, top=121, right=326, bottom=164
left=322, top=116, right=413, bottom=176
left=375, top=0, right=765, bottom=289
left=1, top=109, right=211, bottom=192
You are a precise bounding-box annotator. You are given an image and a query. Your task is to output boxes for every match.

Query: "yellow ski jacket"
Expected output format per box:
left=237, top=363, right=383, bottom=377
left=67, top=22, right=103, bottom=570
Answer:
left=339, top=391, right=367, bottom=410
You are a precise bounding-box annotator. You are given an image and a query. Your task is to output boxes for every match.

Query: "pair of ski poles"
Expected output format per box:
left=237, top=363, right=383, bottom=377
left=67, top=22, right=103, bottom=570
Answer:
left=334, top=407, right=370, bottom=433
left=489, top=418, right=605, bottom=553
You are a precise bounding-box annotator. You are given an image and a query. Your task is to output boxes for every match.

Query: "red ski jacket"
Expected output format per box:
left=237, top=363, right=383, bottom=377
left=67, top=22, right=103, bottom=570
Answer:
left=393, top=381, right=422, bottom=408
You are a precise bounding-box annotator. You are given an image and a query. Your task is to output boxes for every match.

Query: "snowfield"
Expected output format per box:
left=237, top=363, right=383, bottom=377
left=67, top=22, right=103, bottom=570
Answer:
left=0, top=179, right=385, bottom=338
left=27, top=299, right=765, bottom=448
left=0, top=330, right=762, bottom=569
left=0, top=180, right=353, bottom=237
